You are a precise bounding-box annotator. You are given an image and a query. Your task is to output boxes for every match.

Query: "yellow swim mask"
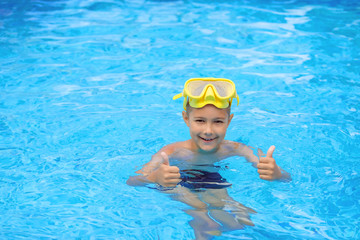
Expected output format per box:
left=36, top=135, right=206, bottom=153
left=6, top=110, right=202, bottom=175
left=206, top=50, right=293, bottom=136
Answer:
left=173, top=78, right=240, bottom=110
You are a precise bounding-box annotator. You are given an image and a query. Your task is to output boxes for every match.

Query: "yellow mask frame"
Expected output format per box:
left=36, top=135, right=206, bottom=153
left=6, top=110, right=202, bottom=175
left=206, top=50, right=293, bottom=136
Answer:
left=173, top=78, right=240, bottom=110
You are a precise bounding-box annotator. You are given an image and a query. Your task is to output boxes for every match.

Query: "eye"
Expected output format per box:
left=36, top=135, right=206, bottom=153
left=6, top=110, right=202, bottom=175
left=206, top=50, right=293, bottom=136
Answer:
left=214, top=120, right=224, bottom=124
left=195, top=119, right=205, bottom=123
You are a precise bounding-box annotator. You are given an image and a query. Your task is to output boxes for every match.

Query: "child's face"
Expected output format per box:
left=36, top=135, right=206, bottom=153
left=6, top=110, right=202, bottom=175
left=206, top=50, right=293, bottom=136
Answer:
left=182, top=104, right=233, bottom=153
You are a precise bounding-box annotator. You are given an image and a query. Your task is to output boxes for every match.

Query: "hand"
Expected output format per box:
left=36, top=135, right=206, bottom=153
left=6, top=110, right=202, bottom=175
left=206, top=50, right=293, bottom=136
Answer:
left=150, top=152, right=181, bottom=187
left=257, top=146, right=282, bottom=181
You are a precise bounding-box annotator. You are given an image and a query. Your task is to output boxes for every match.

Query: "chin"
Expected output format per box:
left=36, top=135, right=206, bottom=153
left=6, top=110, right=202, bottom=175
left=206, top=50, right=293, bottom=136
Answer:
left=193, top=137, right=221, bottom=153
left=198, top=144, right=218, bottom=153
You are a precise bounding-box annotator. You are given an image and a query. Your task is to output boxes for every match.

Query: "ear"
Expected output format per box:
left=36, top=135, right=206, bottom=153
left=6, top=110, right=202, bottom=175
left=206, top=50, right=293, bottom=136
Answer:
left=182, top=111, right=190, bottom=127
left=228, top=113, right=234, bottom=125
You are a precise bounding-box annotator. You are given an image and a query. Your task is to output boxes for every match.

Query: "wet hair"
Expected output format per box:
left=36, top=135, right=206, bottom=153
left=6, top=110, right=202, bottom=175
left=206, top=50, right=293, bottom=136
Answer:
left=185, top=102, right=231, bottom=116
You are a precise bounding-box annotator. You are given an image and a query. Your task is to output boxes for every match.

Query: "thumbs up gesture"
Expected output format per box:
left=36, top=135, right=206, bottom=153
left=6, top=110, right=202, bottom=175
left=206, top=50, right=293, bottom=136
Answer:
left=152, top=152, right=181, bottom=187
left=257, top=146, right=282, bottom=181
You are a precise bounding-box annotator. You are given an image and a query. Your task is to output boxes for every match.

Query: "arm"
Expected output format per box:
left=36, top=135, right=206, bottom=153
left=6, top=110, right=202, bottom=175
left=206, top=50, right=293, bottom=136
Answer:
left=233, top=142, right=259, bottom=166
left=126, top=150, right=181, bottom=187
left=234, top=143, right=291, bottom=182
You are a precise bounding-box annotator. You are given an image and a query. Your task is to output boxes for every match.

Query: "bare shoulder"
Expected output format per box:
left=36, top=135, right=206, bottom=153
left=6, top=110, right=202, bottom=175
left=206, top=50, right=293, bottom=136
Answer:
left=221, top=140, right=247, bottom=153
left=221, top=140, right=257, bottom=161
left=158, top=140, right=191, bottom=155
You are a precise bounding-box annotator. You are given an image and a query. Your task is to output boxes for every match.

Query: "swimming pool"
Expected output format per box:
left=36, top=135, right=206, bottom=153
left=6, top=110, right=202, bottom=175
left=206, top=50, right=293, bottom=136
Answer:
left=0, top=0, right=359, bottom=239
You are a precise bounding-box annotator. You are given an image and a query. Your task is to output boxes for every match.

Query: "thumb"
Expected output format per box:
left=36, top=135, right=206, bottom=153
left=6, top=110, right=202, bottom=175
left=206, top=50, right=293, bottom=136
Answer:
left=160, top=152, right=170, bottom=165
left=266, top=145, right=276, bottom=158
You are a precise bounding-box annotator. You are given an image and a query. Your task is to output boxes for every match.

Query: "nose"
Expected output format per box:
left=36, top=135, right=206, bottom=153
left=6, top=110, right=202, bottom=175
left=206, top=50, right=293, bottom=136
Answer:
left=204, top=123, right=214, bottom=136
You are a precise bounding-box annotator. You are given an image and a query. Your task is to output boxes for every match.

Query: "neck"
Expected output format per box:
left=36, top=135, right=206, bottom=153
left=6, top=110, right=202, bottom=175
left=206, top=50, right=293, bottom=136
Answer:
left=187, top=139, right=220, bottom=155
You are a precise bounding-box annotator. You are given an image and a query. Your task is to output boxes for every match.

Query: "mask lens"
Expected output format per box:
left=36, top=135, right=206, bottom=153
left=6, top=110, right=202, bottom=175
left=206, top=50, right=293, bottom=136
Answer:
left=187, top=80, right=233, bottom=97
left=187, top=81, right=208, bottom=96
left=212, top=81, right=233, bottom=97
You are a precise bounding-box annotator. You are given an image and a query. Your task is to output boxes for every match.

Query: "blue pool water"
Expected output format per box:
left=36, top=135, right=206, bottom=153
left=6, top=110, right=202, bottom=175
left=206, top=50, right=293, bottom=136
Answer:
left=1, top=0, right=359, bottom=239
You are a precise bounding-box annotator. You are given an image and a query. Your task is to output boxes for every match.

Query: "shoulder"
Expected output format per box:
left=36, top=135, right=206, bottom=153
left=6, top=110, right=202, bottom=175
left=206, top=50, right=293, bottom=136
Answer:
left=221, top=140, right=253, bottom=156
left=222, top=140, right=243, bottom=147
left=222, top=140, right=259, bottom=163
left=221, top=140, right=245, bottom=151
left=158, top=140, right=191, bottom=155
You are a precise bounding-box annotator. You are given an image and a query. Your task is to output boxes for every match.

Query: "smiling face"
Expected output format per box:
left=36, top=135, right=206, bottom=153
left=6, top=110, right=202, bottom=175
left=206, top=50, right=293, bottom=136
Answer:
left=182, top=104, right=233, bottom=153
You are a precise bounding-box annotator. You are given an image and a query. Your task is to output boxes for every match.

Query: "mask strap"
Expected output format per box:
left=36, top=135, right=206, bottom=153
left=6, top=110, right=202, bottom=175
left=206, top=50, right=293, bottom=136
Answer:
left=173, top=92, right=183, bottom=100
left=183, top=96, right=188, bottom=110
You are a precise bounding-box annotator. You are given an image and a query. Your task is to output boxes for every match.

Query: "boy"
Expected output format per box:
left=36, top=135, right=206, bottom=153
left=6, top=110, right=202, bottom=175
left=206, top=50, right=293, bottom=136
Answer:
left=127, top=78, right=290, bottom=239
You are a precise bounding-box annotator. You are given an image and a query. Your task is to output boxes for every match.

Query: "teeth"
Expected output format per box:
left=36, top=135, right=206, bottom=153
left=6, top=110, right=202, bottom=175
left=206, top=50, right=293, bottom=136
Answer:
left=201, top=137, right=214, bottom=141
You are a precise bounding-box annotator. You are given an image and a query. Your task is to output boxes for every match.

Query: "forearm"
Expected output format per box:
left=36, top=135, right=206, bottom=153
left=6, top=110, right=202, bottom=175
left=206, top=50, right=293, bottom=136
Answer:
left=126, top=170, right=157, bottom=187
left=126, top=175, right=150, bottom=187
left=278, top=168, right=292, bottom=182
